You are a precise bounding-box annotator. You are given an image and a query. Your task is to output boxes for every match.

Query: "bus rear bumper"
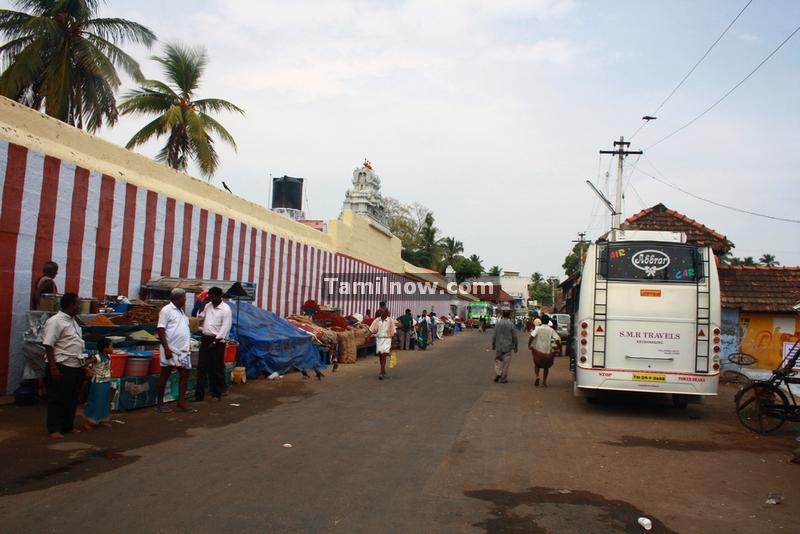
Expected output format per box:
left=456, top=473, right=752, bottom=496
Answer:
left=575, top=369, right=718, bottom=396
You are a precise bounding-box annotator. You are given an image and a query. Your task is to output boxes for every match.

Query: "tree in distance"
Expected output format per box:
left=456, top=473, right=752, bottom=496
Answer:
left=438, top=236, right=464, bottom=273
left=563, top=242, right=590, bottom=276
left=758, top=254, right=779, bottom=267
left=119, top=42, right=243, bottom=178
left=0, top=0, right=156, bottom=131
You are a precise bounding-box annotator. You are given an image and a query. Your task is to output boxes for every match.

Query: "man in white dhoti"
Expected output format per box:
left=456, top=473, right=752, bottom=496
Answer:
left=369, top=308, right=396, bottom=380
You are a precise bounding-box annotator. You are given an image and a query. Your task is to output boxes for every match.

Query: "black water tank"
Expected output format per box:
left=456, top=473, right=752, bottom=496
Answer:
left=271, top=176, right=303, bottom=210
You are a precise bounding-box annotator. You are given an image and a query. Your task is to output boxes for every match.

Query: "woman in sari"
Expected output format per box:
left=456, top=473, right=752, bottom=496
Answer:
left=417, top=311, right=429, bottom=350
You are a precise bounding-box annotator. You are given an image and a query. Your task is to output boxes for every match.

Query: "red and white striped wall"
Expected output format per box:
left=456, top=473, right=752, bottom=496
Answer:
left=0, top=140, right=456, bottom=393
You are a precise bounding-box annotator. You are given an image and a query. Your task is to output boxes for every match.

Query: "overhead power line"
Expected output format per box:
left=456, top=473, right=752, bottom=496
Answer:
left=634, top=156, right=800, bottom=224
left=646, top=22, right=800, bottom=150
left=630, top=0, right=754, bottom=140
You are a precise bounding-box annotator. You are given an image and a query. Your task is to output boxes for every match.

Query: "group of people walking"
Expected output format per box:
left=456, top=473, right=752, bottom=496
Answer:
left=365, top=306, right=455, bottom=380
left=491, top=310, right=562, bottom=386
left=41, top=286, right=232, bottom=439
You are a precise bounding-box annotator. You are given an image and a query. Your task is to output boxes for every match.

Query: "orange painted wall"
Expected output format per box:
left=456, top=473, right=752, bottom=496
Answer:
left=739, top=313, right=800, bottom=369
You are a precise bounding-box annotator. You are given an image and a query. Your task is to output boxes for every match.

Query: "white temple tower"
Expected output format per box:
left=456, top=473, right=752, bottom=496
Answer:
left=341, top=160, right=388, bottom=227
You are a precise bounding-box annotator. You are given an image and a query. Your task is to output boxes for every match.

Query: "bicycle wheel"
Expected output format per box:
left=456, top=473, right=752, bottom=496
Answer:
left=735, top=382, right=788, bottom=433
left=728, top=352, right=757, bottom=366
left=721, top=370, right=751, bottom=386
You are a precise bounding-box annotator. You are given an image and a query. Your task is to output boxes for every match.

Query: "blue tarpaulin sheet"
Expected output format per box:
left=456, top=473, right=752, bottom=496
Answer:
left=230, top=302, right=324, bottom=377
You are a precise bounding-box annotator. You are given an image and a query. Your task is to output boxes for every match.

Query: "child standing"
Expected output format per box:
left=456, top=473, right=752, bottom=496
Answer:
left=83, top=338, right=113, bottom=429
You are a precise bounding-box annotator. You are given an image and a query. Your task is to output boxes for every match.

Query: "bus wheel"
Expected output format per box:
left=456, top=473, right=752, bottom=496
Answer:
left=672, top=395, right=689, bottom=410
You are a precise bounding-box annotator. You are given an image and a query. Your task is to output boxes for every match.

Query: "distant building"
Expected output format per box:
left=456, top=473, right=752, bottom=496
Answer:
left=499, top=271, right=532, bottom=310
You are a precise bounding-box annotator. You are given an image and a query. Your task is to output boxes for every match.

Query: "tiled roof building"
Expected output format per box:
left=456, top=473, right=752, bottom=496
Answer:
left=622, top=203, right=734, bottom=255
left=718, top=266, right=800, bottom=313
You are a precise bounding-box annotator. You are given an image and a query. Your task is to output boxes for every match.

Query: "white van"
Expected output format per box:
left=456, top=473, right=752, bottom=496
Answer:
left=551, top=313, right=571, bottom=339
left=572, top=230, right=721, bottom=407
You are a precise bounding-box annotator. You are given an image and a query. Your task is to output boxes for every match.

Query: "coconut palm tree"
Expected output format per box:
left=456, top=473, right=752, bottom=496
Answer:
left=0, top=0, right=156, bottom=131
left=759, top=254, right=779, bottom=267
left=437, top=236, right=464, bottom=272
left=119, top=42, right=244, bottom=178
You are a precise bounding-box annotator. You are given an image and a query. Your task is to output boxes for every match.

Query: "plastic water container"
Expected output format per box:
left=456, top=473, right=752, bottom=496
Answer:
left=110, top=352, right=128, bottom=377
left=125, top=357, right=151, bottom=377
left=224, top=342, right=238, bottom=363
left=148, top=350, right=161, bottom=374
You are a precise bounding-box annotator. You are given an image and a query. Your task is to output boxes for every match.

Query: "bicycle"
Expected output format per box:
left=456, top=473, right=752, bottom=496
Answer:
left=720, top=351, right=757, bottom=386
left=734, top=338, right=800, bottom=433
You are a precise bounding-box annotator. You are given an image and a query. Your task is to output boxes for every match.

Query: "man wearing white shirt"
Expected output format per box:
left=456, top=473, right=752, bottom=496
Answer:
left=156, top=288, right=194, bottom=413
left=42, top=293, right=86, bottom=439
left=195, top=286, right=232, bottom=400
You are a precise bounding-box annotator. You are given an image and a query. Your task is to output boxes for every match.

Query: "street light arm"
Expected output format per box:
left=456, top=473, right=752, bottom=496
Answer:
left=586, top=180, right=617, bottom=216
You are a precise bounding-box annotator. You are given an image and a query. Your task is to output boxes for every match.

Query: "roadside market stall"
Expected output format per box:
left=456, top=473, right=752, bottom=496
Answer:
left=232, top=302, right=324, bottom=378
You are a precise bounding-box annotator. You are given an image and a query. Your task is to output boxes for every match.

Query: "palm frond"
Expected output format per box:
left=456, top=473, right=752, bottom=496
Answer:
left=0, top=9, right=34, bottom=38
left=185, top=107, right=218, bottom=177
left=137, top=79, right=179, bottom=99
left=83, top=33, right=144, bottom=81
left=194, top=97, right=244, bottom=115
left=118, top=89, right=174, bottom=116
left=0, top=37, right=45, bottom=98
left=83, top=17, right=156, bottom=46
left=126, top=115, right=167, bottom=149
left=162, top=104, right=184, bottom=128
left=71, top=35, right=122, bottom=89
left=153, top=42, right=207, bottom=96
left=197, top=112, right=237, bottom=151
left=79, top=71, right=118, bottom=131
left=0, top=35, right=35, bottom=68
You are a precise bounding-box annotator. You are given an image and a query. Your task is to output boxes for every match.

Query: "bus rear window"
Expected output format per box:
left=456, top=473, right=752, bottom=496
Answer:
left=599, top=243, right=703, bottom=283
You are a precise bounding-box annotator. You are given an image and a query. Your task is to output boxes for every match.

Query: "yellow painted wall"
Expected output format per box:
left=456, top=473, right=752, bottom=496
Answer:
left=0, top=96, right=406, bottom=274
left=739, top=313, right=800, bottom=369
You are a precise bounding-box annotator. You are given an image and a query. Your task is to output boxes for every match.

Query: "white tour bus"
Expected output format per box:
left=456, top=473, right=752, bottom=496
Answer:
left=573, top=230, right=721, bottom=407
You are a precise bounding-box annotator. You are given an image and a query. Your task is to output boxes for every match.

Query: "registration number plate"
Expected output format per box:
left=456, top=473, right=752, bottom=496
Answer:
left=632, top=373, right=666, bottom=382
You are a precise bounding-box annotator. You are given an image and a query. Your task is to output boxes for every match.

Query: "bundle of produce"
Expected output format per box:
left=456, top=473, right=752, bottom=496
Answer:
left=129, top=329, right=158, bottom=341
left=287, top=319, right=323, bottom=345
left=112, top=305, right=159, bottom=325
left=337, top=330, right=357, bottom=364
left=312, top=310, right=348, bottom=329
left=301, top=299, right=320, bottom=313
left=349, top=323, right=372, bottom=346
left=288, top=314, right=313, bottom=325
left=86, top=315, right=116, bottom=326
left=316, top=326, right=339, bottom=347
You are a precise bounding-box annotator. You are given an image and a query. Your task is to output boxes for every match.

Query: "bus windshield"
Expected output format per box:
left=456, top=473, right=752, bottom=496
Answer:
left=600, top=243, right=703, bottom=283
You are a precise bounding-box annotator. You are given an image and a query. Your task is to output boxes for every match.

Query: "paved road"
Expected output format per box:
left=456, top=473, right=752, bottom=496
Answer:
left=0, top=329, right=797, bottom=533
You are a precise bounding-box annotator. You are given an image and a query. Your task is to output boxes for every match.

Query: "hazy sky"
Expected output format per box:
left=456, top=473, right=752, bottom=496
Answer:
left=9, top=0, right=800, bottom=277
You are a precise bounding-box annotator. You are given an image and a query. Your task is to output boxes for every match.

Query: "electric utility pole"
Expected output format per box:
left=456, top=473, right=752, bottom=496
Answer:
left=572, top=232, right=590, bottom=270
left=600, top=137, right=642, bottom=231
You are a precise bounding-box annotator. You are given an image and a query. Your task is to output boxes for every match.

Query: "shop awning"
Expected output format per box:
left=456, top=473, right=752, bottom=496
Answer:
left=143, top=277, right=257, bottom=301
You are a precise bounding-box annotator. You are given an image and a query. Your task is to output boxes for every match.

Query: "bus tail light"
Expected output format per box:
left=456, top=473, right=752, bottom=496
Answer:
left=713, top=328, right=721, bottom=336
left=579, top=356, right=587, bottom=363
left=580, top=339, right=588, bottom=346
left=712, top=362, right=720, bottom=370
left=713, top=345, right=720, bottom=353
left=581, top=322, right=588, bottom=330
